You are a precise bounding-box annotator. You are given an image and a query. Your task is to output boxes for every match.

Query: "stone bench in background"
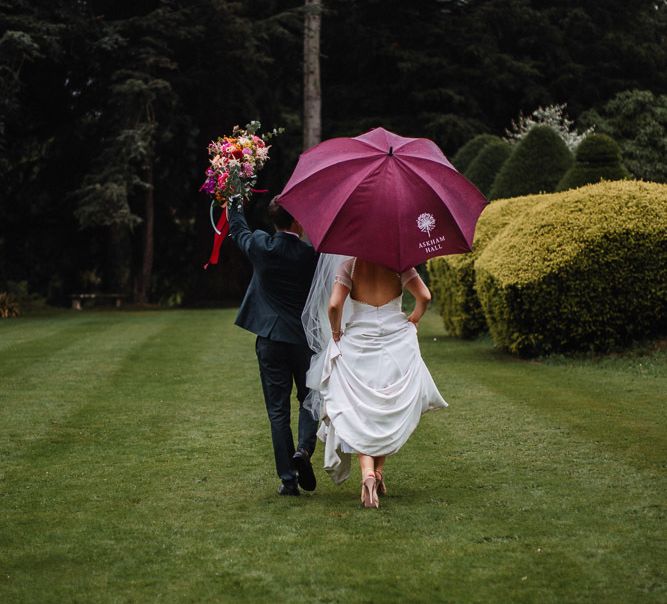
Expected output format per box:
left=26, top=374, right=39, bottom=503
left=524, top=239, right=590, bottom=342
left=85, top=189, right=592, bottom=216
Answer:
left=70, top=293, right=126, bottom=310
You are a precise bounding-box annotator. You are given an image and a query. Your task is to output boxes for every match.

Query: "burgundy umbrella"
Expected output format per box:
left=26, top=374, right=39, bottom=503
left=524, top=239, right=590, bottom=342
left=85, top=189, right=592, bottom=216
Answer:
left=277, top=127, right=488, bottom=272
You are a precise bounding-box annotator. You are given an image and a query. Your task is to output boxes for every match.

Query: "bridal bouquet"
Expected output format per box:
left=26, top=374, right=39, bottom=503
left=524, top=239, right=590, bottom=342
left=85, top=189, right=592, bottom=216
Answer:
left=199, top=120, right=283, bottom=269
left=199, top=120, right=282, bottom=211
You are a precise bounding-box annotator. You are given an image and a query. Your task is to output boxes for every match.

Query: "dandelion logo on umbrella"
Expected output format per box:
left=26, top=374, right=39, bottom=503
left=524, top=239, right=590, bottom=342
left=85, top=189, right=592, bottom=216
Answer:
left=417, top=213, right=436, bottom=237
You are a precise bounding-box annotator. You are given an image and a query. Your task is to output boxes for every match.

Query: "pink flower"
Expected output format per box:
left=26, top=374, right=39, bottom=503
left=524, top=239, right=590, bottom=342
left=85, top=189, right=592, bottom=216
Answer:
left=199, top=175, right=216, bottom=194
left=242, top=147, right=252, bottom=155
left=242, top=163, right=254, bottom=177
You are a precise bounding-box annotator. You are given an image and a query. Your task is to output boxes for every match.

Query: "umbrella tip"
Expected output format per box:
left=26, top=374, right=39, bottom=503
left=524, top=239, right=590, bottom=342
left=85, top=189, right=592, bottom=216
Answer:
left=388, top=146, right=393, bottom=156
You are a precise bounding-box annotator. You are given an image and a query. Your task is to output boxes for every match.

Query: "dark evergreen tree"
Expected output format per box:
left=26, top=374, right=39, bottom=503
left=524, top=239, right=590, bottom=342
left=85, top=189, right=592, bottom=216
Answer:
left=320, top=0, right=667, bottom=152
left=73, top=7, right=185, bottom=303
left=579, top=89, right=667, bottom=183
left=0, top=0, right=90, bottom=301
left=0, top=0, right=298, bottom=304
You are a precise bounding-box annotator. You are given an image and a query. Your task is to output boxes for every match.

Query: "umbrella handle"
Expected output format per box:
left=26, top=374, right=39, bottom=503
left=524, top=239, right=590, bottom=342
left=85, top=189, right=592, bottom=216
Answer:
left=210, top=200, right=223, bottom=235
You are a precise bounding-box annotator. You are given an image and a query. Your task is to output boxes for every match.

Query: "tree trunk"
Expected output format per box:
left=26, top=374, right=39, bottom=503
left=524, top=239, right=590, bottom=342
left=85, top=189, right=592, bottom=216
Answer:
left=303, top=0, right=322, bottom=150
left=137, top=161, right=154, bottom=304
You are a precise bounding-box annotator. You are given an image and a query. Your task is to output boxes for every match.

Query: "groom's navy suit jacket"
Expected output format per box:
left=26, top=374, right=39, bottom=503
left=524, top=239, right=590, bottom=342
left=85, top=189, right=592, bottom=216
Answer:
left=229, top=204, right=318, bottom=346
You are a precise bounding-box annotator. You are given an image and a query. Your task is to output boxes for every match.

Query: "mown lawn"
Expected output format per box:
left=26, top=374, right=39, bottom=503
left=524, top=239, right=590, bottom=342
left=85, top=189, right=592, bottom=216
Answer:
left=0, top=309, right=665, bottom=603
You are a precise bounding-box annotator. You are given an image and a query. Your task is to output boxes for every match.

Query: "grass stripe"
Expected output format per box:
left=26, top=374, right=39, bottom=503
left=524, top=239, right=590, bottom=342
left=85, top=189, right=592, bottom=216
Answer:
left=417, top=314, right=667, bottom=473
left=0, top=313, right=179, bottom=469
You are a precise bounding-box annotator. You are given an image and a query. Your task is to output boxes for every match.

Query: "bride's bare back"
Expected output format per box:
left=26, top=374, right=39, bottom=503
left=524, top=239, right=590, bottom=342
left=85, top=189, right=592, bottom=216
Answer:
left=328, top=256, right=431, bottom=341
left=350, top=259, right=402, bottom=307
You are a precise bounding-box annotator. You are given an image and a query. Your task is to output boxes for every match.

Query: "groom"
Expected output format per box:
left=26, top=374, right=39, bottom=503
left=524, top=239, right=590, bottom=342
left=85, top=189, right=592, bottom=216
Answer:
left=228, top=198, right=319, bottom=496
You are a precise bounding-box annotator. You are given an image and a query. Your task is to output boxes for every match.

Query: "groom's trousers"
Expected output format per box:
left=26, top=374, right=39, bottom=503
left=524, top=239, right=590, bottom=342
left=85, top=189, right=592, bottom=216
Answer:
left=255, top=336, right=318, bottom=486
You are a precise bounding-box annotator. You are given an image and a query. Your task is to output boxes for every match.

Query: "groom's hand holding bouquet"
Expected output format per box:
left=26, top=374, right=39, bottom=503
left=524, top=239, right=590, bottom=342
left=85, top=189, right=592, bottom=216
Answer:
left=199, top=121, right=283, bottom=268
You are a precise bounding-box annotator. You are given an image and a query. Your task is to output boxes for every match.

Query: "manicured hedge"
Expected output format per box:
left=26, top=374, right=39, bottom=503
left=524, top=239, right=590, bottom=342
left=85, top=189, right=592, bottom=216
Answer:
left=428, top=254, right=482, bottom=338
left=489, top=125, right=573, bottom=200
left=427, top=194, right=540, bottom=337
left=451, top=134, right=500, bottom=172
left=475, top=180, right=667, bottom=356
left=557, top=133, right=629, bottom=191
left=465, top=139, right=512, bottom=197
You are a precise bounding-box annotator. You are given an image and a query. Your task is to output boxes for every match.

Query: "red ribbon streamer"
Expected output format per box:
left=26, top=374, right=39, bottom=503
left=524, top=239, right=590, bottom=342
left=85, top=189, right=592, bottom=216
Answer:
left=203, top=191, right=268, bottom=269
left=203, top=211, right=229, bottom=269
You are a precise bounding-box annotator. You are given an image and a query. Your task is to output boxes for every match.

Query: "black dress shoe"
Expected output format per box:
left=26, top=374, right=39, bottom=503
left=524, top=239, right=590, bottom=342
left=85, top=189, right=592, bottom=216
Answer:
left=278, top=483, right=300, bottom=496
left=293, top=448, right=317, bottom=492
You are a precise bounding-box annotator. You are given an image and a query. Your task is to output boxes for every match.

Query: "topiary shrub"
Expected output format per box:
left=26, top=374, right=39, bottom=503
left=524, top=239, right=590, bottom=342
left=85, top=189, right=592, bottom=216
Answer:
left=489, top=125, right=573, bottom=200
left=0, top=292, right=20, bottom=318
left=464, top=139, right=512, bottom=197
left=475, top=180, right=667, bottom=356
left=450, top=134, right=499, bottom=173
left=556, top=133, right=629, bottom=191
left=427, top=193, right=541, bottom=337
left=428, top=254, right=483, bottom=338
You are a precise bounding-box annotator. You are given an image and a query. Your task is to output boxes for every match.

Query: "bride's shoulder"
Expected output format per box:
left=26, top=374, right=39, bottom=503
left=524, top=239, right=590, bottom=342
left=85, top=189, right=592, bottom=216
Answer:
left=337, top=257, right=355, bottom=273
left=334, top=257, right=355, bottom=289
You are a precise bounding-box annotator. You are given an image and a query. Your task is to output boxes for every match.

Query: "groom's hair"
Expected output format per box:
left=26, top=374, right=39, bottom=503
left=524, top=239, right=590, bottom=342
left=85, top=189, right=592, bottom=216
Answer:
left=268, top=197, right=295, bottom=230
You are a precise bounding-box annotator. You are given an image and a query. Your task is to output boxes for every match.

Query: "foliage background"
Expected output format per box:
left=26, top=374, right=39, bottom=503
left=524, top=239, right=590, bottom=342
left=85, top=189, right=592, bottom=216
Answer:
left=1, top=0, right=666, bottom=304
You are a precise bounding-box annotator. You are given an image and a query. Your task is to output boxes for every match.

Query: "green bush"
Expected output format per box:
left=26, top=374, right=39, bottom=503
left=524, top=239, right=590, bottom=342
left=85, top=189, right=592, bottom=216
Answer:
left=579, top=89, right=667, bottom=183
left=428, top=254, right=482, bottom=338
left=557, top=133, right=629, bottom=191
left=427, top=194, right=541, bottom=337
left=489, top=125, right=573, bottom=200
left=450, top=134, right=500, bottom=172
left=0, top=292, right=20, bottom=318
left=475, top=180, right=667, bottom=356
left=4, top=280, right=46, bottom=312
left=465, top=139, right=512, bottom=197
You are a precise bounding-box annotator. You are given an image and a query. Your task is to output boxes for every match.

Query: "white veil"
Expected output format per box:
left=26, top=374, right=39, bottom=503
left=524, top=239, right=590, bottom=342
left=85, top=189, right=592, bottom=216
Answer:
left=302, top=252, right=353, bottom=420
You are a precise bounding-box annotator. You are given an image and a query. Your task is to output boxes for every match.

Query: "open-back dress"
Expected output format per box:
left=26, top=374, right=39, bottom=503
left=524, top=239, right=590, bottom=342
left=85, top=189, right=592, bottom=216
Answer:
left=312, top=258, right=447, bottom=484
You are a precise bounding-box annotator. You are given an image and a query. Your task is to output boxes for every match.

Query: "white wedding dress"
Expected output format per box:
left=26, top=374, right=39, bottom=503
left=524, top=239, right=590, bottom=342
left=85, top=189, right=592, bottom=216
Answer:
left=305, top=257, right=447, bottom=484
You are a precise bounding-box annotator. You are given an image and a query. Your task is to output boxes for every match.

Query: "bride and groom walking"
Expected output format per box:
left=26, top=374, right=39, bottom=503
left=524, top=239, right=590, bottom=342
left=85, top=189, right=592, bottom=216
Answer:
left=227, top=127, right=487, bottom=508
left=228, top=198, right=446, bottom=509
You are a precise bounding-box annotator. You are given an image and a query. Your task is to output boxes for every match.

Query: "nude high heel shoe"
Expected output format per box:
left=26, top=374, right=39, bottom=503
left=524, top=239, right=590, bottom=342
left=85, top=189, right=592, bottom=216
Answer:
left=361, top=474, right=379, bottom=509
left=375, top=470, right=386, bottom=497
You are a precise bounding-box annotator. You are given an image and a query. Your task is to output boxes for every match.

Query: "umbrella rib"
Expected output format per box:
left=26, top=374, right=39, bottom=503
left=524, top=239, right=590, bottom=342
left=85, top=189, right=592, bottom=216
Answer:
left=280, top=155, right=383, bottom=197
left=395, top=182, right=404, bottom=272
left=395, top=157, right=475, bottom=247
left=356, top=129, right=416, bottom=154
left=354, top=137, right=395, bottom=153
left=395, top=154, right=458, bottom=173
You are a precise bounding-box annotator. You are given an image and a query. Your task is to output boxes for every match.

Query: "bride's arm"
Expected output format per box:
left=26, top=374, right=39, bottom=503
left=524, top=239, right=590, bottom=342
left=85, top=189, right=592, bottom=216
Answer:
left=328, top=282, right=350, bottom=342
left=404, top=275, right=431, bottom=327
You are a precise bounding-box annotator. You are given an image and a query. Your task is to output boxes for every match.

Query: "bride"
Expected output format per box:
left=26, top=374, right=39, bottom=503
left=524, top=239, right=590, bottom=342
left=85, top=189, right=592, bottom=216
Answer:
left=303, top=254, right=447, bottom=509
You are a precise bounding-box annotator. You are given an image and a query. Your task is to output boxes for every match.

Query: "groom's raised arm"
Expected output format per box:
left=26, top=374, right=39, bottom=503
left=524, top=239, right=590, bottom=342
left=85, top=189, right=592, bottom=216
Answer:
left=228, top=203, right=268, bottom=261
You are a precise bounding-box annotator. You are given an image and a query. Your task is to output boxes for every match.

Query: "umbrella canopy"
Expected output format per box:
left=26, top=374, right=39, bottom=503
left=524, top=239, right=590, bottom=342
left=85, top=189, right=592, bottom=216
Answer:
left=277, top=127, right=488, bottom=272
